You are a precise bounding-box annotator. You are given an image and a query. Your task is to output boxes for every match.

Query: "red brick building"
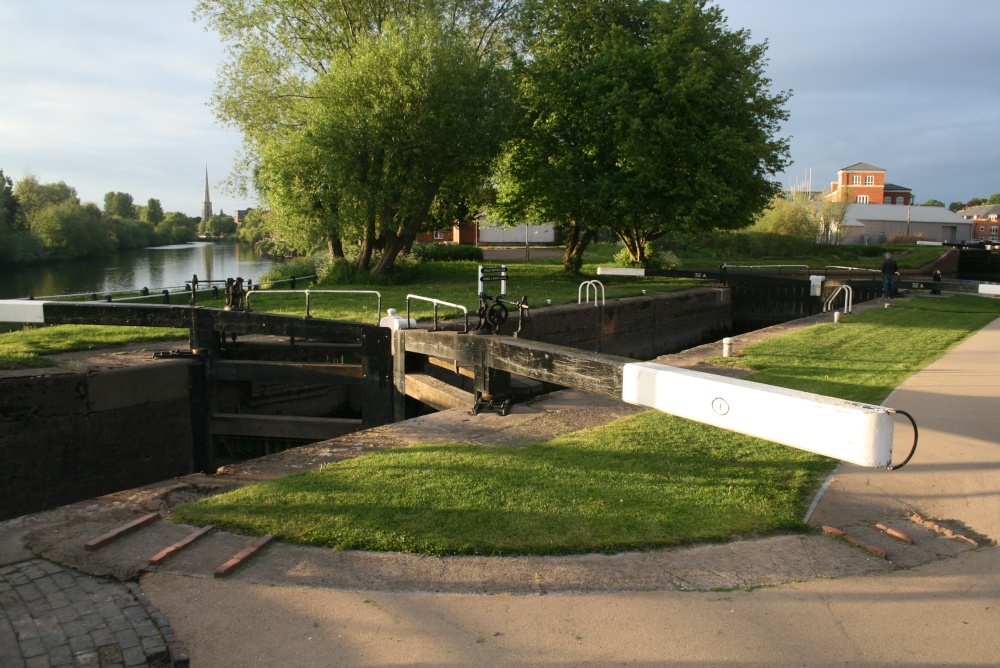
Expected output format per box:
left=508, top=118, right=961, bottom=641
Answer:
left=827, top=162, right=913, bottom=205
left=957, top=204, right=1000, bottom=242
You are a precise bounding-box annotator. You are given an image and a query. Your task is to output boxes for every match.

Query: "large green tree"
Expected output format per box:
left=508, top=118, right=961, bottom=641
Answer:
left=13, top=175, right=79, bottom=229
left=196, top=0, right=519, bottom=273
left=145, top=198, right=165, bottom=224
left=103, top=192, right=136, bottom=219
left=494, top=0, right=790, bottom=272
left=32, top=201, right=115, bottom=259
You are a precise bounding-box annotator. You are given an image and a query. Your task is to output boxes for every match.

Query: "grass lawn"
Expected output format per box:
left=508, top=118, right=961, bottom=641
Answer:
left=0, top=324, right=188, bottom=370
left=171, top=294, right=1000, bottom=556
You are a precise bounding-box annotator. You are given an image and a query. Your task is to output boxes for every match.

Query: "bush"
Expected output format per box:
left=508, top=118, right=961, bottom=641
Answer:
left=411, top=243, right=483, bottom=262
left=258, top=257, right=321, bottom=288
left=613, top=242, right=680, bottom=270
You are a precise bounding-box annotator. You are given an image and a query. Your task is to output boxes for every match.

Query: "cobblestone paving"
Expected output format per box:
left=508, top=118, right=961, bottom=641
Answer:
left=0, top=558, right=186, bottom=668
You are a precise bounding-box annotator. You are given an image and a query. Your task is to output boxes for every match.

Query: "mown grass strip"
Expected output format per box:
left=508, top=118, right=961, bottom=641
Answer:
left=0, top=324, right=188, bottom=370
left=171, top=295, right=1000, bottom=556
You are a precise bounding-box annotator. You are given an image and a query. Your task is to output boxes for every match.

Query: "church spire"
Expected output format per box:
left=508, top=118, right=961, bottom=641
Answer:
left=201, top=167, right=213, bottom=221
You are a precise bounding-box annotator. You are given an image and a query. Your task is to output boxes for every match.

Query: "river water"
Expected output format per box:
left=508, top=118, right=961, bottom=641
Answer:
left=2, top=241, right=277, bottom=300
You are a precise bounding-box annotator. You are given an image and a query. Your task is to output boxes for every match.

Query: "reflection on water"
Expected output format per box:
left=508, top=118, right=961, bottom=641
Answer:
left=3, top=241, right=277, bottom=299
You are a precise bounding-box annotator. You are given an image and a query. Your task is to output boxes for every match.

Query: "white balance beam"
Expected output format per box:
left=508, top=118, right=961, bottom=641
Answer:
left=0, top=300, right=49, bottom=324
left=622, top=362, right=894, bottom=468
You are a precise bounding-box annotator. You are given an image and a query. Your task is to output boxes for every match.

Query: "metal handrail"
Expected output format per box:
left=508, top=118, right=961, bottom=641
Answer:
left=823, top=284, right=854, bottom=313
left=246, top=289, right=381, bottom=324
left=578, top=280, right=605, bottom=306
left=721, top=264, right=809, bottom=274
left=406, top=294, right=469, bottom=332
left=825, top=265, right=881, bottom=280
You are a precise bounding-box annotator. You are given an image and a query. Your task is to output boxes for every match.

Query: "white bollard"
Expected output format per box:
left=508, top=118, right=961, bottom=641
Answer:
left=834, top=311, right=841, bottom=323
left=722, top=337, right=733, bottom=357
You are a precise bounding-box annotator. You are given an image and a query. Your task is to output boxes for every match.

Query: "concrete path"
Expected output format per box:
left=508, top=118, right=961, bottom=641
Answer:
left=3, top=306, right=1000, bottom=666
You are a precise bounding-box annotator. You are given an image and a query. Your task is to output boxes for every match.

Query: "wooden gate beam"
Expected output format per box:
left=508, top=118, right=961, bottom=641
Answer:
left=399, top=330, right=898, bottom=469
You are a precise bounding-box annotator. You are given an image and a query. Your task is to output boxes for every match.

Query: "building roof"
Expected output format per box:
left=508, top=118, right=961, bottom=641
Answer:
left=845, top=203, right=971, bottom=225
left=957, top=204, right=1000, bottom=218
left=883, top=182, right=912, bottom=193
left=840, top=162, right=885, bottom=172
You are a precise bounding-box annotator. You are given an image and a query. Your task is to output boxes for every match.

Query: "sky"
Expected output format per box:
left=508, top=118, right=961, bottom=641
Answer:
left=2, top=2, right=1000, bottom=219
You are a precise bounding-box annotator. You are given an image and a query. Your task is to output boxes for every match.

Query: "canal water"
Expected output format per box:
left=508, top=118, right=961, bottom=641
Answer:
left=2, top=241, right=276, bottom=300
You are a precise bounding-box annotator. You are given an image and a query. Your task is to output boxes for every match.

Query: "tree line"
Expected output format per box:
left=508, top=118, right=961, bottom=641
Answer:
left=0, top=170, right=238, bottom=264
left=201, top=0, right=791, bottom=275
left=921, top=195, right=1000, bottom=211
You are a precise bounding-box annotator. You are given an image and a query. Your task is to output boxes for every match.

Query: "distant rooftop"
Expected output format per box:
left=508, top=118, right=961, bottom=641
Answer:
left=884, top=183, right=911, bottom=192
left=840, top=162, right=885, bottom=172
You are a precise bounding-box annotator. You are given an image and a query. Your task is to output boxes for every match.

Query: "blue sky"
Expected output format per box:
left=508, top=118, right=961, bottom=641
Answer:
left=2, top=1, right=999, bottom=218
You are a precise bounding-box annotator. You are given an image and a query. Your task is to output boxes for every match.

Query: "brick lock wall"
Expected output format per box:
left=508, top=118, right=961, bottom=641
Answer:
left=517, top=287, right=732, bottom=358
left=0, top=362, right=194, bottom=521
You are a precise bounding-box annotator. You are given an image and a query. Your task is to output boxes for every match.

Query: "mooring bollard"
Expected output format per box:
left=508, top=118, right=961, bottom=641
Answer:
left=141, top=287, right=149, bottom=296
left=722, top=337, right=733, bottom=357
left=162, top=289, right=170, bottom=304
left=834, top=311, right=841, bottom=323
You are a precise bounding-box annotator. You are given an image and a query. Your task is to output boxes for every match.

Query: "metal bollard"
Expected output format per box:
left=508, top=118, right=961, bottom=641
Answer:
left=141, top=287, right=149, bottom=296
left=162, top=289, right=170, bottom=304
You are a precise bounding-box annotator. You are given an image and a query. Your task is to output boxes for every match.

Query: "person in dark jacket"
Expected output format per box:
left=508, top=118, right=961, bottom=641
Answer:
left=881, top=252, right=899, bottom=299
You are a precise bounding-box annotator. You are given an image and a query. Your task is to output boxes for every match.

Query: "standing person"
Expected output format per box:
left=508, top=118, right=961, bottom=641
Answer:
left=881, top=251, right=899, bottom=299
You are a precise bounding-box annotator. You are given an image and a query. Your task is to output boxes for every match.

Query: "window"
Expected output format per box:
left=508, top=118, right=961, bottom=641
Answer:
left=865, top=176, right=875, bottom=185
left=990, top=214, right=998, bottom=220
left=991, top=225, right=998, bottom=236
left=851, top=175, right=861, bottom=185
left=895, top=197, right=902, bottom=204
left=883, top=196, right=891, bottom=204
left=856, top=195, right=869, bottom=204
left=981, top=226, right=987, bottom=232
left=432, top=230, right=445, bottom=240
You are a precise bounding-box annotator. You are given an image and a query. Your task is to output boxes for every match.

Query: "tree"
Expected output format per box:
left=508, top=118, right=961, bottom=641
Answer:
left=922, top=199, right=944, bottom=207
left=753, top=194, right=818, bottom=239
left=494, top=0, right=790, bottom=272
left=270, top=18, right=513, bottom=274
left=13, top=175, right=79, bottom=228
left=987, top=193, right=1000, bottom=205
left=949, top=201, right=966, bottom=212
left=0, top=169, right=26, bottom=233
left=32, top=201, right=114, bottom=259
left=103, top=192, right=136, bottom=219
left=966, top=198, right=986, bottom=208
left=196, top=0, right=519, bottom=273
left=819, top=197, right=850, bottom=245
left=145, top=198, right=165, bottom=224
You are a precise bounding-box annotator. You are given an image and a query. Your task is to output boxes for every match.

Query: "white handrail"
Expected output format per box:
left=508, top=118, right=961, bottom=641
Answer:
left=577, top=280, right=605, bottom=306
left=823, top=284, right=853, bottom=313
left=405, top=294, right=469, bottom=332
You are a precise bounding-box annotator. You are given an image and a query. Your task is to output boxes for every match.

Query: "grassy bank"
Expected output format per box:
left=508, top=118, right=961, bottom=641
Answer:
left=172, top=295, right=1000, bottom=556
